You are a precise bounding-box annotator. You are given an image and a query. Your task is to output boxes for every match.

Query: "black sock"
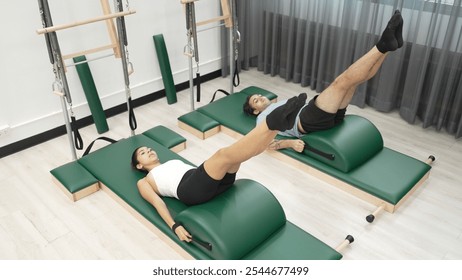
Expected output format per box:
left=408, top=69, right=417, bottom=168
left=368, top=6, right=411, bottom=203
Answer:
left=376, top=10, right=402, bottom=53
left=266, top=93, right=306, bottom=131
left=396, top=16, right=404, bottom=48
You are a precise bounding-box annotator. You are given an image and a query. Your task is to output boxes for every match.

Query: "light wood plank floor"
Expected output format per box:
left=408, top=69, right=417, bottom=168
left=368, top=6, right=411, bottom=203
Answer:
left=1, top=69, right=461, bottom=260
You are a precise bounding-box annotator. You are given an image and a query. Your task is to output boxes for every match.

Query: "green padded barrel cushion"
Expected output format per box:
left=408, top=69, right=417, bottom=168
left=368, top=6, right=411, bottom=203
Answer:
left=300, top=115, right=384, bottom=173
left=174, top=179, right=286, bottom=260
left=50, top=161, right=98, bottom=193
left=143, top=125, right=186, bottom=149
left=243, top=221, right=342, bottom=260
left=178, top=111, right=220, bottom=133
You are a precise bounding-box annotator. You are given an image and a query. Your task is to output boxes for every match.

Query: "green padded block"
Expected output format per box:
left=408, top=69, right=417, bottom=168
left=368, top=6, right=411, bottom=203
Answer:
left=243, top=221, right=342, bottom=260
left=153, top=34, right=177, bottom=104
left=174, top=179, right=286, bottom=260
left=73, top=55, right=109, bottom=134
left=178, top=111, right=220, bottom=133
left=50, top=161, right=98, bottom=193
left=300, top=115, right=384, bottom=172
left=143, top=125, right=186, bottom=149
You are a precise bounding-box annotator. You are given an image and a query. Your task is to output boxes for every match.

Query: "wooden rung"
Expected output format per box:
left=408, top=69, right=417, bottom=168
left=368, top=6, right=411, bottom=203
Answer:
left=220, top=0, right=233, bottom=28
left=62, top=44, right=117, bottom=60
left=181, top=0, right=198, bottom=3
left=196, top=15, right=230, bottom=27
left=36, top=10, right=136, bottom=34
left=100, top=0, right=121, bottom=58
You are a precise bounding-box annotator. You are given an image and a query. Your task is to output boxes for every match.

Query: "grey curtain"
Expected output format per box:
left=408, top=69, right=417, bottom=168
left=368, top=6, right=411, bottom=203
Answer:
left=224, top=0, right=462, bottom=138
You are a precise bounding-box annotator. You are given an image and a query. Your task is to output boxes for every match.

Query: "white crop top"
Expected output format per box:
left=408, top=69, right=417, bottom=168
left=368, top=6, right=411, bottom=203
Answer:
left=149, top=159, right=195, bottom=199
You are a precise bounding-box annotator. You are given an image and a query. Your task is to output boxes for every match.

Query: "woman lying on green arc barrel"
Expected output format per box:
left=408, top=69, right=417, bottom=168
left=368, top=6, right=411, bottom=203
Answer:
left=131, top=94, right=306, bottom=242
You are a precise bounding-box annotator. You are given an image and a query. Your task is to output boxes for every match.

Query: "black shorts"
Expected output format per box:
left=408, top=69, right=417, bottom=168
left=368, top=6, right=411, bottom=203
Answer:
left=176, top=163, right=236, bottom=206
left=299, top=95, right=346, bottom=133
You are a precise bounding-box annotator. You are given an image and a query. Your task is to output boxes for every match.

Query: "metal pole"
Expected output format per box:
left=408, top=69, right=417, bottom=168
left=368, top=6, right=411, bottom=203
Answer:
left=39, top=0, right=77, bottom=160
left=188, top=31, right=195, bottom=111
left=114, top=0, right=135, bottom=136
left=185, top=2, right=195, bottom=111
left=229, top=0, right=234, bottom=94
left=229, top=26, right=234, bottom=94
left=60, top=96, right=78, bottom=160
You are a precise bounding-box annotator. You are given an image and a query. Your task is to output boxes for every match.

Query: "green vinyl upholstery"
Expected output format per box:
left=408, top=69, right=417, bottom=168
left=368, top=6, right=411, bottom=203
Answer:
left=178, top=86, right=432, bottom=206
left=174, top=179, right=287, bottom=260
left=50, top=126, right=341, bottom=260
left=299, top=115, right=384, bottom=173
left=184, top=88, right=276, bottom=136
left=50, top=160, right=98, bottom=194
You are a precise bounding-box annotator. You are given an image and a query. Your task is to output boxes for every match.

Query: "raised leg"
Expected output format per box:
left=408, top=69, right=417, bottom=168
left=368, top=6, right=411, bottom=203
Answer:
left=338, top=53, right=387, bottom=109
left=204, top=94, right=306, bottom=180
left=315, top=47, right=386, bottom=113
left=314, top=10, right=402, bottom=113
left=204, top=121, right=278, bottom=180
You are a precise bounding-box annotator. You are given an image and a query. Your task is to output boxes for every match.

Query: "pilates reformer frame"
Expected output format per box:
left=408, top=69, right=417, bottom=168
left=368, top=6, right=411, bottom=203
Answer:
left=36, top=0, right=136, bottom=160
left=181, top=0, right=240, bottom=110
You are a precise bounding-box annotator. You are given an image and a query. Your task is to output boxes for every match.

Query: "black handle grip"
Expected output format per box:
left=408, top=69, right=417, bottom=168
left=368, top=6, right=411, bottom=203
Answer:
left=192, top=237, right=212, bottom=251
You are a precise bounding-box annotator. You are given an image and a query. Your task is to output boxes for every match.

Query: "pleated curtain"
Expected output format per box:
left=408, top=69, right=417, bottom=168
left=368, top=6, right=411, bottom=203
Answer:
left=222, top=0, right=462, bottom=138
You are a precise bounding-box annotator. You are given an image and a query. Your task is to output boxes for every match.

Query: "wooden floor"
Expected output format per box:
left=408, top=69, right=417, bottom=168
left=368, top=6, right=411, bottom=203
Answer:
left=1, top=69, right=461, bottom=260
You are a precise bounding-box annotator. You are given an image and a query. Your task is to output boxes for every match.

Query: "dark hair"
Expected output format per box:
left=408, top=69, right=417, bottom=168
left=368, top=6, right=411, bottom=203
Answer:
left=131, top=147, right=147, bottom=174
left=243, top=95, right=258, bottom=116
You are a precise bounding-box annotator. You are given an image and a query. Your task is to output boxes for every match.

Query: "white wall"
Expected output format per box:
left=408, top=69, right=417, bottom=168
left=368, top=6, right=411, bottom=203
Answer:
left=0, top=0, right=223, bottom=148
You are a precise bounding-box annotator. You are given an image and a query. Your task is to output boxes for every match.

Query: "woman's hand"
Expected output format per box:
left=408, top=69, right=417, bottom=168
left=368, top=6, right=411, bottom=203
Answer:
left=175, top=225, right=192, bottom=242
left=290, top=139, right=305, bottom=153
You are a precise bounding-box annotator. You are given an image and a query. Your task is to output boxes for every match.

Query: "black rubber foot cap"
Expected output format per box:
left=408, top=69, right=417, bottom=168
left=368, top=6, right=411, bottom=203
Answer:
left=366, top=214, right=375, bottom=223
left=346, top=235, right=355, bottom=243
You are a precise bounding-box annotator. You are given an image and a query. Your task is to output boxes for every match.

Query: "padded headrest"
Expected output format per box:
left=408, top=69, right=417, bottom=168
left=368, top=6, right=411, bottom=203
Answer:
left=198, top=87, right=278, bottom=135
left=300, top=115, right=384, bottom=172
left=174, top=179, right=286, bottom=260
left=240, top=86, right=279, bottom=99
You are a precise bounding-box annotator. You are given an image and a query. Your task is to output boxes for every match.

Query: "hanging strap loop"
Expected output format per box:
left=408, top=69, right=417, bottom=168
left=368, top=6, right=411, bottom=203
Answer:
left=127, top=97, right=137, bottom=131
left=209, top=89, right=230, bottom=103
left=195, top=72, right=201, bottom=102
left=233, top=59, right=240, bottom=87
left=82, top=136, right=118, bottom=156
left=70, top=116, right=84, bottom=150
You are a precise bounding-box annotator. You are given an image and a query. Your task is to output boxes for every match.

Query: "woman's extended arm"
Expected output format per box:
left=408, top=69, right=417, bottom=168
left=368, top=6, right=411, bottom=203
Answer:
left=268, top=139, right=305, bottom=153
left=137, top=178, right=192, bottom=242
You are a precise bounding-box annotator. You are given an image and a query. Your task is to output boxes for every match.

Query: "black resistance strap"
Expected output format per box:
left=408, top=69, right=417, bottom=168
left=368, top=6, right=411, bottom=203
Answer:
left=71, top=116, right=83, bottom=150
left=82, top=136, right=118, bottom=157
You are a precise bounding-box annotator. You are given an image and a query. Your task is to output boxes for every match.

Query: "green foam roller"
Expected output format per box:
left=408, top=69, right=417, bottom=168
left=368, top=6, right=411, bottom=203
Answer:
left=73, top=55, right=109, bottom=134
left=153, top=34, right=177, bottom=104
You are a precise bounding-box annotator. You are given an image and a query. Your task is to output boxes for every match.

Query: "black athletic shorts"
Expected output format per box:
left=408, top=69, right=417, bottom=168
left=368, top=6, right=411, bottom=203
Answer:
left=176, top=163, right=236, bottom=206
left=299, top=95, right=346, bottom=133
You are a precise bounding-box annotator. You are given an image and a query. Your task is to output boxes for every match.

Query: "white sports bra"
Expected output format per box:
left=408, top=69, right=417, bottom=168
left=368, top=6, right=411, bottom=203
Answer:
left=149, top=160, right=195, bottom=199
